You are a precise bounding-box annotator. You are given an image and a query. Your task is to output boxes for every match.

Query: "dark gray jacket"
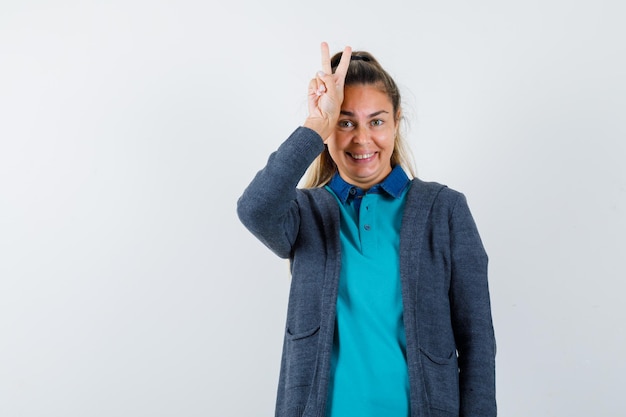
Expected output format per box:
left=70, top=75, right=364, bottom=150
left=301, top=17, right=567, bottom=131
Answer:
left=237, top=127, right=496, bottom=417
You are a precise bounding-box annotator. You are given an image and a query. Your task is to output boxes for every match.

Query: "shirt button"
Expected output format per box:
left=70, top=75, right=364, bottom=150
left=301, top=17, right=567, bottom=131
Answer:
left=364, top=224, right=371, bottom=231
left=349, top=188, right=356, bottom=195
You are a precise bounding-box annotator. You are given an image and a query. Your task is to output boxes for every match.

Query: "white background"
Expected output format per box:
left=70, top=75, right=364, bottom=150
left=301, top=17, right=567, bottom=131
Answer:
left=1, top=1, right=624, bottom=416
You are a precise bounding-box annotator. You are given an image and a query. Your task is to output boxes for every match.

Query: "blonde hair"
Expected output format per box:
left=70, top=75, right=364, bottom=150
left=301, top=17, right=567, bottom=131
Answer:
left=302, top=51, right=416, bottom=188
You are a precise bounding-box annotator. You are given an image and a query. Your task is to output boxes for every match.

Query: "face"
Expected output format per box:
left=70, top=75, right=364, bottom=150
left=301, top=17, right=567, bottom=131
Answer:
left=327, top=84, right=398, bottom=190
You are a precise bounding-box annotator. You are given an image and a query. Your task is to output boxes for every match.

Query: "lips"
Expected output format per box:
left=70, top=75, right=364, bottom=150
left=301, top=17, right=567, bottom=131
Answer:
left=348, top=152, right=375, bottom=160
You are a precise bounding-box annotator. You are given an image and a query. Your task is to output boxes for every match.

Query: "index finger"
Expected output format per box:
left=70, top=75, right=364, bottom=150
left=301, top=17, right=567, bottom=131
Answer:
left=320, top=42, right=332, bottom=75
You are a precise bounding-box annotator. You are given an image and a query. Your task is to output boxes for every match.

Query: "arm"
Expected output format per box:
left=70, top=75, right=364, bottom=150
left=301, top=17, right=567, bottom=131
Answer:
left=448, top=193, right=497, bottom=417
left=236, top=127, right=324, bottom=258
left=237, top=42, right=352, bottom=258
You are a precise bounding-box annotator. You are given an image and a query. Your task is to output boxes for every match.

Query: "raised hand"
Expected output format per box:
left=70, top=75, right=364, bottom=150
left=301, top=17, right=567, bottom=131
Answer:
left=303, top=42, right=352, bottom=142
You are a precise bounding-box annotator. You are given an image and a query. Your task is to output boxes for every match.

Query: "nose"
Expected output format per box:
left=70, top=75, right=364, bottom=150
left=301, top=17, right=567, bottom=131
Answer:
left=352, top=124, right=371, bottom=144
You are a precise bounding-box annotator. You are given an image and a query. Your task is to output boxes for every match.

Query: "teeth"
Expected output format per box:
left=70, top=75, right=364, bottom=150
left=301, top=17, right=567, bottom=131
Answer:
left=351, top=152, right=374, bottom=160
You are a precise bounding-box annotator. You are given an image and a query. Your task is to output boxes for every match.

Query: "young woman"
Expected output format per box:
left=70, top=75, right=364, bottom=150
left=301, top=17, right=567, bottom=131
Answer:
left=237, top=42, right=496, bottom=417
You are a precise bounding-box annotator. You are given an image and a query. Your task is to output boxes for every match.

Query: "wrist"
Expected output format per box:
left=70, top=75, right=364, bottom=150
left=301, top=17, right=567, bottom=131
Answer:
left=303, top=118, right=332, bottom=141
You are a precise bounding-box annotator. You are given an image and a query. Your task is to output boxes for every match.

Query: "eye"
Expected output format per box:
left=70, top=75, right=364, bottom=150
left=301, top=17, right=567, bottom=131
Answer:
left=371, top=119, right=384, bottom=127
left=338, top=120, right=354, bottom=128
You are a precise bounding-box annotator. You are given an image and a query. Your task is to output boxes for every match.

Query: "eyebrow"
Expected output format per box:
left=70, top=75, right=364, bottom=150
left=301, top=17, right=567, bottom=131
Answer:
left=340, top=110, right=390, bottom=118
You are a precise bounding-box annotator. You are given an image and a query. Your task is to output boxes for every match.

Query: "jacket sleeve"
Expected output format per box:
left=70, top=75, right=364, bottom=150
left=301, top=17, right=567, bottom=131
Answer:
left=236, top=127, right=325, bottom=259
left=448, top=193, right=497, bottom=417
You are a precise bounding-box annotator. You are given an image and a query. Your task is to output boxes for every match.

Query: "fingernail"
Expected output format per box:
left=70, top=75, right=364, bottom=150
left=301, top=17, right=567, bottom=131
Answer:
left=317, top=71, right=326, bottom=77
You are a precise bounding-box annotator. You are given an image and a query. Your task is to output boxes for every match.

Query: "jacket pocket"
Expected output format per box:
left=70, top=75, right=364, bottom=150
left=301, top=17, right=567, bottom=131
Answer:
left=419, top=348, right=460, bottom=413
left=287, top=325, right=320, bottom=341
left=284, top=326, right=320, bottom=389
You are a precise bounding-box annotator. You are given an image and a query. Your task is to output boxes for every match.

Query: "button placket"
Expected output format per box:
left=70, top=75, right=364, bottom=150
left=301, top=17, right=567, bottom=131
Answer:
left=360, top=194, right=377, bottom=255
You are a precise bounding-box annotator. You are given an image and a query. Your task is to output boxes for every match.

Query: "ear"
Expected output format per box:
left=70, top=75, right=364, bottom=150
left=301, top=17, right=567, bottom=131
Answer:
left=394, top=110, right=402, bottom=136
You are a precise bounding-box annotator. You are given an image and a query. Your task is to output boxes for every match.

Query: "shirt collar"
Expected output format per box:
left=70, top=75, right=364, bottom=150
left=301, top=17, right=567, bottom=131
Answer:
left=327, top=165, right=411, bottom=204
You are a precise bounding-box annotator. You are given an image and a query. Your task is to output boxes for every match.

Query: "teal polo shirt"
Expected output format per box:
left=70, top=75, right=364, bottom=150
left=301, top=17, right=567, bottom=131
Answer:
left=324, top=166, right=411, bottom=417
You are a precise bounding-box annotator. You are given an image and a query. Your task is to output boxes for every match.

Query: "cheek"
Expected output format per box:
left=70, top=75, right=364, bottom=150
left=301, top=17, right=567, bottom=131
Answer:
left=377, top=132, right=395, bottom=149
left=328, top=133, right=348, bottom=151
left=325, top=138, right=342, bottom=162
left=332, top=129, right=346, bottom=141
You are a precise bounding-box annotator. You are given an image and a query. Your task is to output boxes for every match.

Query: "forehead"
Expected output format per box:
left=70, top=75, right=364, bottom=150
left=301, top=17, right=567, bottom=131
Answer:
left=341, top=84, right=393, bottom=112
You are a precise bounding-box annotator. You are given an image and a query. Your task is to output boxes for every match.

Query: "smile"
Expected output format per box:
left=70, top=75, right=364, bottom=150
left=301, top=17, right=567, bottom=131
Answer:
left=348, top=152, right=375, bottom=160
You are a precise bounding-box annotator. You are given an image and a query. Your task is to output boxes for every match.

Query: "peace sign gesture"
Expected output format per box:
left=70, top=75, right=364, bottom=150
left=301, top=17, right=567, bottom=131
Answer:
left=303, top=42, right=352, bottom=142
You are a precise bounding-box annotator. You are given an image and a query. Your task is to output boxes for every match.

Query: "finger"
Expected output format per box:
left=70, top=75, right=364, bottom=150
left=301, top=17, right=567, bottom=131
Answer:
left=307, top=77, right=317, bottom=96
left=308, top=77, right=326, bottom=99
left=315, top=71, right=327, bottom=95
left=320, top=42, right=332, bottom=75
left=333, top=45, right=352, bottom=86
